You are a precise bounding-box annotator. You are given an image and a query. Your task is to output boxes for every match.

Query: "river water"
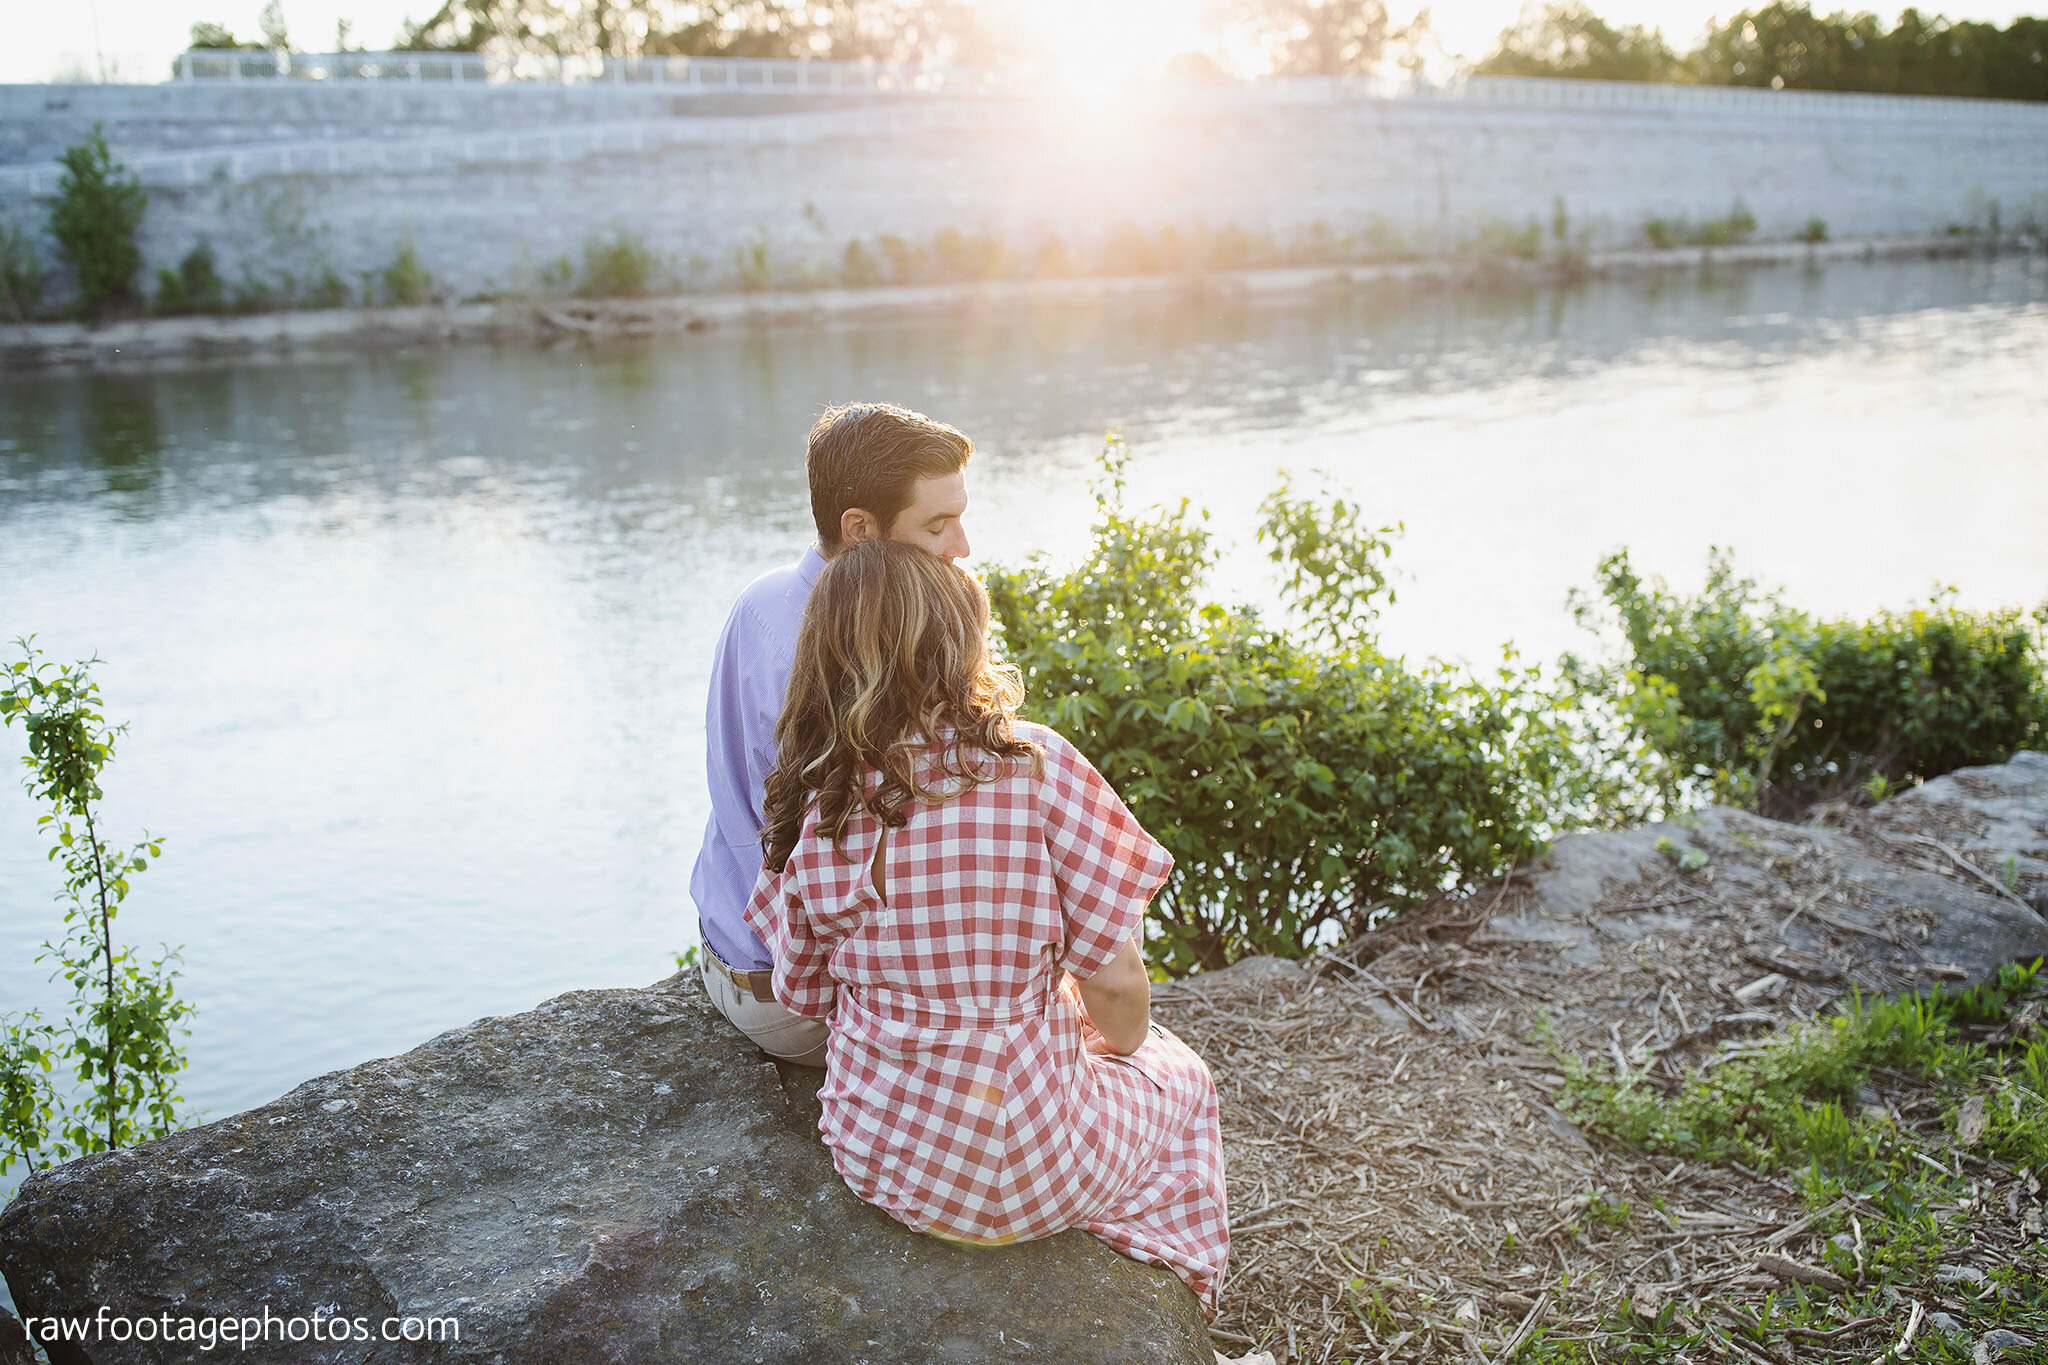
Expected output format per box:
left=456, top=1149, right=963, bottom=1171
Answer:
left=2, top=254, right=2045, bottom=1141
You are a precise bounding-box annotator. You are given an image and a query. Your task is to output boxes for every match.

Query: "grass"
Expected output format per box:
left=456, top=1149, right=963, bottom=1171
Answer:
left=578, top=230, right=661, bottom=298
left=1522, top=960, right=2048, bottom=1361
left=1643, top=201, right=1759, bottom=249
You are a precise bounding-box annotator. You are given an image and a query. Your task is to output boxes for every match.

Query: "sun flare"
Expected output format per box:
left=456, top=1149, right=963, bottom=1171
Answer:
left=1001, top=0, right=1219, bottom=91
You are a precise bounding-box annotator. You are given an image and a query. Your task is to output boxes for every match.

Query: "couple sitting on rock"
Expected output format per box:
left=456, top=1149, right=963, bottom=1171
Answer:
left=689, top=402, right=1229, bottom=1318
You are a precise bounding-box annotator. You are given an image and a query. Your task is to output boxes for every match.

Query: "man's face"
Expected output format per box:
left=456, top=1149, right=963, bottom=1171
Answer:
left=882, top=471, right=970, bottom=561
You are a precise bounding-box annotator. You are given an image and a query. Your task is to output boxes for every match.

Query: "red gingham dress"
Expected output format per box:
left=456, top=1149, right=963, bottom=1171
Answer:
left=742, top=722, right=1229, bottom=1316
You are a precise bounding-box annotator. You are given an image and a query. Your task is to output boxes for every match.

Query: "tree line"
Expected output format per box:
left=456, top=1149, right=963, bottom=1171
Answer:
left=186, top=0, right=1425, bottom=76
left=1478, top=1, right=2047, bottom=101
left=185, top=0, right=2044, bottom=100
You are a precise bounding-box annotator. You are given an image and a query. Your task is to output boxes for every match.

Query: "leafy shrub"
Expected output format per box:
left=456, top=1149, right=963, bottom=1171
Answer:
left=1696, top=200, right=1757, bottom=246
left=48, top=124, right=147, bottom=319
left=152, top=242, right=225, bottom=315
left=379, top=241, right=433, bottom=306
left=579, top=230, right=659, bottom=298
left=839, top=239, right=881, bottom=287
left=1799, top=216, right=1830, bottom=243
left=733, top=234, right=773, bottom=290
left=1566, top=548, right=2048, bottom=814
left=2, top=640, right=193, bottom=1174
left=1029, top=234, right=1072, bottom=278
left=1101, top=222, right=1170, bottom=275
left=1356, top=216, right=1408, bottom=261
left=228, top=271, right=280, bottom=314
left=931, top=227, right=1009, bottom=281
left=1288, top=219, right=1345, bottom=266
left=877, top=233, right=923, bottom=284
left=537, top=253, right=574, bottom=294
left=1643, top=202, right=1759, bottom=249
left=988, top=439, right=1589, bottom=973
left=1204, top=222, right=1259, bottom=270
left=303, top=266, right=350, bottom=309
left=0, top=221, right=46, bottom=320
left=1466, top=216, right=1543, bottom=260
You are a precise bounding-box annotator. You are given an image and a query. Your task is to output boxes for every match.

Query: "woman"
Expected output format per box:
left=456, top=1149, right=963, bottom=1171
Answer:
left=742, top=539, right=1228, bottom=1318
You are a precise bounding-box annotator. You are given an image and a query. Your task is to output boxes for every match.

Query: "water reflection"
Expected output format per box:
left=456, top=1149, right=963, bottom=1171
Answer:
left=0, top=254, right=2042, bottom=1140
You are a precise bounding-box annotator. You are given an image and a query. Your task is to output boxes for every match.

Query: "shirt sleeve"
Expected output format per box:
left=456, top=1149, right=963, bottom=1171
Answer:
left=742, top=855, right=837, bottom=1021
left=1039, top=731, right=1175, bottom=979
left=704, top=595, right=785, bottom=869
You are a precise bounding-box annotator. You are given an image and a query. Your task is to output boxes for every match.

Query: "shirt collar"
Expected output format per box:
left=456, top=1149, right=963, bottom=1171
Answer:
left=798, top=542, right=828, bottom=587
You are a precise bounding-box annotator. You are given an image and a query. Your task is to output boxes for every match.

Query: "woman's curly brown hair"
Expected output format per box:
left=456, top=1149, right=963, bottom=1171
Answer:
left=761, top=540, right=1041, bottom=874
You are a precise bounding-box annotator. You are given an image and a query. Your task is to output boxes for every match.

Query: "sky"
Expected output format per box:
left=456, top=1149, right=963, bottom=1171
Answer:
left=2, top=0, right=2036, bottom=86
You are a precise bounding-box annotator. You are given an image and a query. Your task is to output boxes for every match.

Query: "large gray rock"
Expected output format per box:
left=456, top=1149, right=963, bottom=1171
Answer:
left=0, top=976, right=1211, bottom=1364
left=1476, top=753, right=2048, bottom=994
left=0, top=1307, right=37, bottom=1365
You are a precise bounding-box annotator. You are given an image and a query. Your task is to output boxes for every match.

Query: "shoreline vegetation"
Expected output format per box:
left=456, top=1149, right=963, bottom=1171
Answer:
left=1, top=232, right=2032, bottom=373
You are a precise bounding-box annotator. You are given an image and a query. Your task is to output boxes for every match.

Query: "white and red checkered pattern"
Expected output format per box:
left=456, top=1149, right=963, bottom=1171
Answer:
left=744, top=722, right=1229, bottom=1317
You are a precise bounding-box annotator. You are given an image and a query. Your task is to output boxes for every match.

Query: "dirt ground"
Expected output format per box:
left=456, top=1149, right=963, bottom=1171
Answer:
left=1159, top=754, right=2048, bottom=1363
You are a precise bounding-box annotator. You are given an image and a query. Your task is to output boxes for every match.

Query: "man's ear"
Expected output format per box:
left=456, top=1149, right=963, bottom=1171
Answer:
left=840, top=507, right=879, bottom=544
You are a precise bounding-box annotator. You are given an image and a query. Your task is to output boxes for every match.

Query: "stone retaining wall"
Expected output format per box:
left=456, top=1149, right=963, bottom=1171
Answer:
left=1, top=77, right=2044, bottom=309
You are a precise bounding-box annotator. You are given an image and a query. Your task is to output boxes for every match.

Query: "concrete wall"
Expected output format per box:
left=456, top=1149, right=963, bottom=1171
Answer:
left=3, top=76, right=2045, bottom=307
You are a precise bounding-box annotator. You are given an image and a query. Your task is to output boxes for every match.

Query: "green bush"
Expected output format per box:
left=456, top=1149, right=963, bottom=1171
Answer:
left=48, top=124, right=147, bottom=319
left=1288, top=219, right=1345, bottom=266
left=303, top=266, right=350, bottom=309
left=228, top=271, right=280, bottom=314
left=1642, top=202, right=1759, bottom=250
left=1466, top=216, right=1544, bottom=260
left=733, top=234, right=773, bottom=291
left=1100, top=222, right=1170, bottom=275
left=931, top=227, right=1009, bottom=281
left=988, top=439, right=1589, bottom=973
left=877, top=233, right=923, bottom=284
left=2, top=640, right=193, bottom=1174
left=1, top=221, right=46, bottom=320
left=579, top=230, right=659, bottom=298
left=379, top=241, right=433, bottom=306
left=1799, top=216, right=1830, bottom=243
left=152, top=242, right=225, bottom=315
left=1696, top=200, right=1758, bottom=246
left=839, top=239, right=881, bottom=287
left=1029, top=234, right=1072, bottom=278
left=1203, top=222, right=1259, bottom=270
left=1566, top=548, right=2048, bottom=813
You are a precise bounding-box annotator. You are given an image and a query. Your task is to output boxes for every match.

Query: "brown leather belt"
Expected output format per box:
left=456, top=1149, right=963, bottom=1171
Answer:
left=706, top=944, right=777, bottom=1004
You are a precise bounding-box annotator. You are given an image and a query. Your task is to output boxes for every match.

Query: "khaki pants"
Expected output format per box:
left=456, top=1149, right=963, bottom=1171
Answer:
left=699, top=950, right=829, bottom=1067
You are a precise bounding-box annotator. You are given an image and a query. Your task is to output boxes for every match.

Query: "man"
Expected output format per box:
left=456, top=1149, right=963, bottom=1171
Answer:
left=691, top=401, right=973, bottom=1064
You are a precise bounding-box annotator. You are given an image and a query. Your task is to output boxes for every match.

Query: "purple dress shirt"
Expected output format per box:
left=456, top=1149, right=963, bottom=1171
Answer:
left=690, top=544, right=828, bottom=971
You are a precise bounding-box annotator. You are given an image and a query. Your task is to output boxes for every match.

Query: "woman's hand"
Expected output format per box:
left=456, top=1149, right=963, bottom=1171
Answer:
left=1075, top=935, right=1150, bottom=1056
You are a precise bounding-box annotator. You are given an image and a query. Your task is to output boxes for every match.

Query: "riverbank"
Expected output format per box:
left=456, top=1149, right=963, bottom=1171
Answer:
left=1167, top=751, right=2048, bottom=1361
left=2, top=234, right=2028, bottom=375
left=4, top=753, right=2042, bottom=1359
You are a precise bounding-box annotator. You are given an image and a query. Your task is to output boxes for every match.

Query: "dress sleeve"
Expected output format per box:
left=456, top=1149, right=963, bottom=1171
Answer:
left=1038, top=731, right=1175, bottom=978
left=742, top=856, right=837, bottom=1021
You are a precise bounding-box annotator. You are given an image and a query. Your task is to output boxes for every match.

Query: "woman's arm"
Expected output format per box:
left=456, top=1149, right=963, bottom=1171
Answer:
left=1075, top=935, right=1150, bottom=1056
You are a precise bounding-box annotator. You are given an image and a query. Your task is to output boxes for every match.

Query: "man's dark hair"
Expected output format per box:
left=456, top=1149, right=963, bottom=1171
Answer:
left=807, top=402, right=973, bottom=552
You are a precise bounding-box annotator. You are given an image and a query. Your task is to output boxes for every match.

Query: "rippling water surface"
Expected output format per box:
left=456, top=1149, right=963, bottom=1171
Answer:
left=2, top=255, right=2044, bottom=1139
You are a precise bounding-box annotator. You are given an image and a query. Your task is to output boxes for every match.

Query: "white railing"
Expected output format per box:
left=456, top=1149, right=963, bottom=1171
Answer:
left=170, top=48, right=1021, bottom=95
left=1456, top=74, right=2048, bottom=124
left=157, top=51, right=2048, bottom=122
